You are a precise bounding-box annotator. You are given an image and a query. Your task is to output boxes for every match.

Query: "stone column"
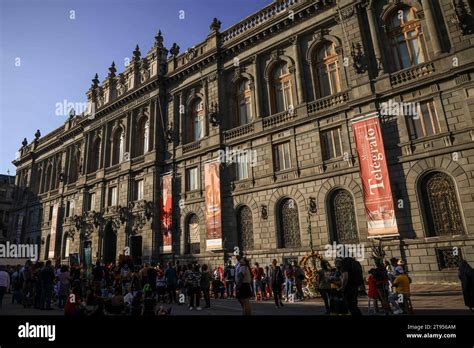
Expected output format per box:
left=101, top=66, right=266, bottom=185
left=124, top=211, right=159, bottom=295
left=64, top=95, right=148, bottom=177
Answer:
left=102, top=125, right=109, bottom=169
left=421, top=0, right=442, bottom=55
left=291, top=36, right=305, bottom=104
left=178, top=92, right=184, bottom=143
left=150, top=98, right=156, bottom=151
left=251, top=55, right=262, bottom=118
left=366, top=5, right=385, bottom=73
left=128, top=111, right=134, bottom=158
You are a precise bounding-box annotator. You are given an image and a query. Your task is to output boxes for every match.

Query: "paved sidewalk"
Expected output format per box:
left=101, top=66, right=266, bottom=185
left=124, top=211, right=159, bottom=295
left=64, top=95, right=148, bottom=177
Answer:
left=0, top=284, right=472, bottom=316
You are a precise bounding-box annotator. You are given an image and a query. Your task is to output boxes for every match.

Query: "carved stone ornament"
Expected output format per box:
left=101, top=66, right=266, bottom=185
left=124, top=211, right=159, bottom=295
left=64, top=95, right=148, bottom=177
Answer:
left=260, top=204, right=268, bottom=220
left=351, top=42, right=367, bottom=74
left=186, top=48, right=197, bottom=61
left=335, top=5, right=355, bottom=22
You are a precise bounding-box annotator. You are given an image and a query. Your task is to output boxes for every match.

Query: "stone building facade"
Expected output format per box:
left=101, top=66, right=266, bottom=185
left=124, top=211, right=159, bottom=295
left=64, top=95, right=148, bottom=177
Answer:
left=9, top=0, right=474, bottom=282
left=0, top=174, right=15, bottom=243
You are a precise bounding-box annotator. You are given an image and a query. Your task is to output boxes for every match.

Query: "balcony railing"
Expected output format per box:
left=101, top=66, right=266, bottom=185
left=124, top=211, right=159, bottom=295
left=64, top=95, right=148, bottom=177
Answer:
left=389, top=62, right=435, bottom=86
left=307, top=92, right=349, bottom=114
left=183, top=140, right=201, bottom=153
left=263, top=110, right=296, bottom=129
left=221, top=0, right=298, bottom=43
left=224, top=123, right=254, bottom=141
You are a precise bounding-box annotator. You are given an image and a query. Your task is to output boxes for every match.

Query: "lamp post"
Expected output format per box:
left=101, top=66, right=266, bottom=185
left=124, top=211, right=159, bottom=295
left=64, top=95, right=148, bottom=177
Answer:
left=306, top=197, right=317, bottom=270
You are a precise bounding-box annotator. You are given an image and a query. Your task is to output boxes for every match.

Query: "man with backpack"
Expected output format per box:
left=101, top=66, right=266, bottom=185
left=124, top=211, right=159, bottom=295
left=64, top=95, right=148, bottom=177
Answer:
left=270, top=259, right=284, bottom=308
left=339, top=257, right=363, bottom=315
left=224, top=261, right=235, bottom=299
left=293, top=260, right=305, bottom=301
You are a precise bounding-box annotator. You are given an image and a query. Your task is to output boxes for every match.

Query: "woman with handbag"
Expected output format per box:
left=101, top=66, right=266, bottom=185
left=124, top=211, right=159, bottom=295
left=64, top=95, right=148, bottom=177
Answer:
left=236, top=257, right=253, bottom=315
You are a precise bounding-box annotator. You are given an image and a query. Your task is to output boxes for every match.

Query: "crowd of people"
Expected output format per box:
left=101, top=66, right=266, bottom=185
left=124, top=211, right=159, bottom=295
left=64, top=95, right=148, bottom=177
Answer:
left=0, top=255, right=473, bottom=315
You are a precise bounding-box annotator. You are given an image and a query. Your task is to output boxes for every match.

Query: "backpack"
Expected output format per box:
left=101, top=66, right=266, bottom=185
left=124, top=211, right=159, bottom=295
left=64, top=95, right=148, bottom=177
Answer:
left=276, top=267, right=284, bottom=285
left=295, top=267, right=305, bottom=281
left=343, top=257, right=364, bottom=288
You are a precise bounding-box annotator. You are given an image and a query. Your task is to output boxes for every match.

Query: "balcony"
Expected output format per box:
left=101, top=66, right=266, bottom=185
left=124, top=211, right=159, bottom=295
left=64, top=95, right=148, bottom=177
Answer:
left=224, top=123, right=254, bottom=141
left=262, top=109, right=296, bottom=129
left=182, top=140, right=201, bottom=154
left=221, top=0, right=298, bottom=43
left=306, top=92, right=349, bottom=115
left=389, top=62, right=435, bottom=87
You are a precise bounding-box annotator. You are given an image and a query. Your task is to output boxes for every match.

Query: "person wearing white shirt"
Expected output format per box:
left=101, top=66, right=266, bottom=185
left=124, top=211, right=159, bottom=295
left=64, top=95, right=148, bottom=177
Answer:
left=0, top=265, right=11, bottom=308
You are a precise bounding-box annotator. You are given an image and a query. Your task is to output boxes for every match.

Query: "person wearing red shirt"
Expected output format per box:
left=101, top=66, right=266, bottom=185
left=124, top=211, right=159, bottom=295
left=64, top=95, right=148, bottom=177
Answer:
left=252, top=262, right=264, bottom=301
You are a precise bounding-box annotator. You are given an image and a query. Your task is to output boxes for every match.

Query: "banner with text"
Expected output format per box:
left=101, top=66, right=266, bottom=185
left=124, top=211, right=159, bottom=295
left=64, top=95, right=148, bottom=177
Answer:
left=204, top=161, right=222, bottom=250
left=160, top=174, right=173, bottom=253
left=49, top=204, right=59, bottom=259
left=352, top=114, right=399, bottom=238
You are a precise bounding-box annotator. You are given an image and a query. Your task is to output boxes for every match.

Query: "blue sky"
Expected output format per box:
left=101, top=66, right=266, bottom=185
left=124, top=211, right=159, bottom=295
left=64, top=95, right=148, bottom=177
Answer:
left=0, top=0, right=270, bottom=175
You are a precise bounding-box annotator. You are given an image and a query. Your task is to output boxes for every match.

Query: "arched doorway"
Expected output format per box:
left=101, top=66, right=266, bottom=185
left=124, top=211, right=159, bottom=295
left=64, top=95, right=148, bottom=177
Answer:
left=420, top=172, right=465, bottom=236
left=277, top=198, right=301, bottom=248
left=237, top=205, right=253, bottom=252
left=186, top=214, right=200, bottom=254
left=328, top=189, right=358, bottom=243
left=130, top=235, right=143, bottom=265
left=102, top=221, right=117, bottom=264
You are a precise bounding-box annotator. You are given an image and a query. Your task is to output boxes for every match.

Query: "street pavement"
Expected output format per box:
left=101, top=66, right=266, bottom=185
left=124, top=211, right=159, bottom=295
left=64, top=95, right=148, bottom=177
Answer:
left=0, top=283, right=472, bottom=316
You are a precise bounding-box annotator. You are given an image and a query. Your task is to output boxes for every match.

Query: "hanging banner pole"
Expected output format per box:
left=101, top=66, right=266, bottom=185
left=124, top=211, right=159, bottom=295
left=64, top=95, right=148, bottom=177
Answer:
left=204, top=161, right=222, bottom=251
left=160, top=173, right=173, bottom=253
left=49, top=204, right=59, bottom=259
left=351, top=112, right=399, bottom=238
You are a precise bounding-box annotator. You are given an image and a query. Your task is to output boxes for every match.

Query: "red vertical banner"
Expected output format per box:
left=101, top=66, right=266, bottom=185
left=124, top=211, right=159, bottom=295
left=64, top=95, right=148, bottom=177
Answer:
left=352, top=113, right=399, bottom=238
left=160, top=174, right=172, bottom=253
left=204, top=161, right=222, bottom=250
left=49, top=203, right=59, bottom=259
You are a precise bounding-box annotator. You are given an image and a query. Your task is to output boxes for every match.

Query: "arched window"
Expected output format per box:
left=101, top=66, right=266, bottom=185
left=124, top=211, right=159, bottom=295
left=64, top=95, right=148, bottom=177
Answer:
left=420, top=172, right=465, bottom=236
left=35, top=168, right=42, bottom=194
left=237, top=205, right=253, bottom=251
left=136, top=117, right=149, bottom=156
left=44, top=164, right=52, bottom=192
left=144, top=120, right=149, bottom=153
left=235, top=79, right=252, bottom=126
left=329, top=189, right=358, bottom=243
left=272, top=62, right=293, bottom=114
left=112, top=127, right=125, bottom=165
left=89, top=138, right=101, bottom=173
left=277, top=198, right=301, bottom=248
left=386, top=6, right=428, bottom=71
left=51, top=163, right=57, bottom=190
left=186, top=214, right=200, bottom=254
left=314, top=42, right=341, bottom=98
left=68, top=149, right=79, bottom=183
left=188, top=99, right=204, bottom=143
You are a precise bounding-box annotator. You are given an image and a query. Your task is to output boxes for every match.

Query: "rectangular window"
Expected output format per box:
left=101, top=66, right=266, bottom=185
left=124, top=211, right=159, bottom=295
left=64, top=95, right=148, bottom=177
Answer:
left=65, top=201, right=70, bottom=218
left=321, top=127, right=343, bottom=160
left=186, top=167, right=198, bottom=191
left=70, top=200, right=75, bottom=217
left=108, top=187, right=117, bottom=206
left=407, top=100, right=441, bottom=139
left=89, top=193, right=96, bottom=211
left=236, top=153, right=250, bottom=180
left=49, top=206, right=54, bottom=221
left=64, top=238, right=71, bottom=258
left=135, top=180, right=144, bottom=201
left=273, top=142, right=291, bottom=172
